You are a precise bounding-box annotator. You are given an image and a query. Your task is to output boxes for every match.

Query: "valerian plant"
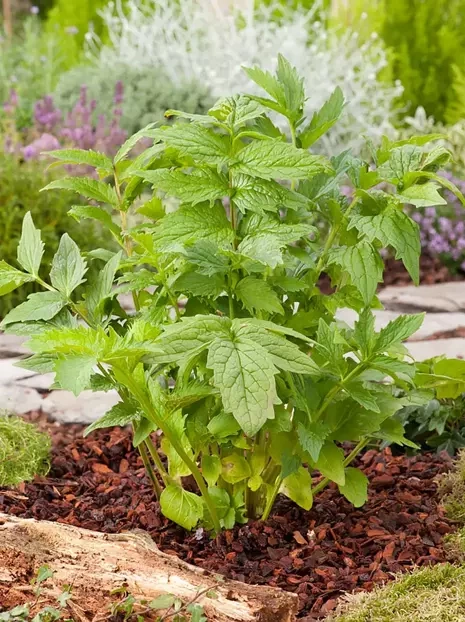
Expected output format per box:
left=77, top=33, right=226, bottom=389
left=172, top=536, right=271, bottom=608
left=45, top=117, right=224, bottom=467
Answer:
left=1, top=56, right=465, bottom=533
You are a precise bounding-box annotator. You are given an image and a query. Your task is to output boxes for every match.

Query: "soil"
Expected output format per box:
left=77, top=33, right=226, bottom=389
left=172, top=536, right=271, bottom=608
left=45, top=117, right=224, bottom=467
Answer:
left=319, top=255, right=463, bottom=295
left=0, top=413, right=457, bottom=620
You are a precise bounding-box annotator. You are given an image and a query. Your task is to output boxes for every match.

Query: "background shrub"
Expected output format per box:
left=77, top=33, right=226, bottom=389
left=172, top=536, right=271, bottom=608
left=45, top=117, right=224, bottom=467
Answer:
left=0, top=415, right=50, bottom=486
left=380, top=0, right=465, bottom=123
left=54, top=63, right=213, bottom=135
left=0, top=155, right=108, bottom=317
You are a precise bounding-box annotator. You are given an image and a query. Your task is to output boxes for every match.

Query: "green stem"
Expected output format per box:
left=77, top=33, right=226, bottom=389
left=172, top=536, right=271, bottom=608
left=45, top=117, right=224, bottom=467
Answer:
left=311, top=437, right=370, bottom=496
left=261, top=473, right=282, bottom=522
left=139, top=440, right=162, bottom=499
left=144, top=436, right=170, bottom=486
left=314, top=362, right=366, bottom=420
left=116, top=367, right=221, bottom=533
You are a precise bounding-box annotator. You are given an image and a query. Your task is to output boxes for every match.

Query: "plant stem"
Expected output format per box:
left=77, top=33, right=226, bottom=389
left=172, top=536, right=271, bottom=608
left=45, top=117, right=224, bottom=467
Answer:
left=138, top=441, right=162, bottom=499
left=144, top=435, right=170, bottom=486
left=261, top=473, right=281, bottom=522
left=116, top=367, right=221, bottom=533
left=311, top=437, right=370, bottom=496
left=314, top=362, right=366, bottom=420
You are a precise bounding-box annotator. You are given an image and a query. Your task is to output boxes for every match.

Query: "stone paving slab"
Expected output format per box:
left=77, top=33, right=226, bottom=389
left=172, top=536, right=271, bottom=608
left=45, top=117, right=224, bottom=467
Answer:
left=379, top=282, right=465, bottom=313
left=0, top=333, right=29, bottom=358
left=406, top=338, right=465, bottom=361
left=41, top=389, right=120, bottom=424
left=16, top=373, right=56, bottom=391
left=0, top=358, right=37, bottom=384
left=0, top=384, right=44, bottom=414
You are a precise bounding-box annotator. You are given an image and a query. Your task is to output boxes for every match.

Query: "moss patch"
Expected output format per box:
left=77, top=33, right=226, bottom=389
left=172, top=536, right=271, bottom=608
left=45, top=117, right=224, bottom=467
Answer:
left=330, top=564, right=465, bottom=621
left=438, top=450, right=465, bottom=523
left=0, top=415, right=51, bottom=486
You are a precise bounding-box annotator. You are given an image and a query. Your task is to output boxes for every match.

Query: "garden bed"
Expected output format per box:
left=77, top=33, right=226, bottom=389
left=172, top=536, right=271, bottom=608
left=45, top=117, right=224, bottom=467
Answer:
left=0, top=413, right=456, bottom=620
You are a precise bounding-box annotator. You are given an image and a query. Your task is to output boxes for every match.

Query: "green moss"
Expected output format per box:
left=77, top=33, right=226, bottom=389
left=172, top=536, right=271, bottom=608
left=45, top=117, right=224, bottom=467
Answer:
left=330, top=564, right=465, bottom=622
left=438, top=450, right=465, bottom=523
left=0, top=415, right=51, bottom=486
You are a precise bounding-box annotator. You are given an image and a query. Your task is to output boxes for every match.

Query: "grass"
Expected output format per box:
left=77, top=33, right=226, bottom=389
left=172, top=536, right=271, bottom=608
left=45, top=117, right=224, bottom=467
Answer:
left=330, top=563, right=465, bottom=621
left=438, top=450, right=465, bottom=523
left=0, top=415, right=51, bottom=486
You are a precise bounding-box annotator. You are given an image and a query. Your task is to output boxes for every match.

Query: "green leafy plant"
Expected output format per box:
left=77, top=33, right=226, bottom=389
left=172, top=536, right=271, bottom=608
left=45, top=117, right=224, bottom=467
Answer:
left=1, top=56, right=465, bottom=533
left=0, top=415, right=50, bottom=487
left=395, top=393, right=465, bottom=455
left=0, top=155, right=111, bottom=318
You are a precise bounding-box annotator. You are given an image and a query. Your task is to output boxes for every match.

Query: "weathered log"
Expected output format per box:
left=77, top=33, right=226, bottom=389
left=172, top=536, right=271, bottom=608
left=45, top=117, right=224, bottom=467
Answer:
left=0, top=513, right=298, bottom=621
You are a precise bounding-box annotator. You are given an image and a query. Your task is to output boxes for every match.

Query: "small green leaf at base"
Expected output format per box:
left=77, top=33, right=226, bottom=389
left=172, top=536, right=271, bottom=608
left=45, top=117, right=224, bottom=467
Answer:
left=160, top=485, right=204, bottom=531
left=338, top=467, right=368, bottom=507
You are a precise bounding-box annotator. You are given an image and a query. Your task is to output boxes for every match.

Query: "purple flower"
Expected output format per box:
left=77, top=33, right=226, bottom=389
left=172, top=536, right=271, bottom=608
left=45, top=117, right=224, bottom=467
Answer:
left=30, top=5, right=39, bottom=14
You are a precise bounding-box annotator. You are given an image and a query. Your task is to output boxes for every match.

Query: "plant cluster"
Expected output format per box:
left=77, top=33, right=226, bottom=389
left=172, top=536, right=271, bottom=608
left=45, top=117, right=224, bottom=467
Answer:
left=89, top=0, right=403, bottom=156
left=2, top=81, right=127, bottom=162
left=0, top=415, right=50, bottom=486
left=53, top=62, right=213, bottom=136
left=0, top=154, right=109, bottom=317
left=395, top=394, right=465, bottom=455
left=1, top=57, right=465, bottom=533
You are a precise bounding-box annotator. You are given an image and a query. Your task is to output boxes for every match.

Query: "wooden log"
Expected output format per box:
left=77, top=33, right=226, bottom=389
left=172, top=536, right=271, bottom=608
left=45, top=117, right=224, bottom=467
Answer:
left=0, top=513, right=298, bottom=621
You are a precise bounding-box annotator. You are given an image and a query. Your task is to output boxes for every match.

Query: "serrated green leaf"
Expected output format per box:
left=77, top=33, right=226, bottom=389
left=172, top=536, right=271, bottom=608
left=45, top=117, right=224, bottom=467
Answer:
left=86, top=251, right=122, bottom=320
left=155, top=124, right=230, bottom=165
left=1, top=291, right=66, bottom=326
left=233, top=322, right=320, bottom=375
left=275, top=54, right=305, bottom=117
left=232, top=173, right=308, bottom=214
left=152, top=315, right=230, bottom=365
left=349, top=206, right=421, bottom=284
left=345, top=381, right=381, bottom=412
left=17, top=212, right=44, bottom=276
left=207, top=411, right=241, bottom=439
left=280, top=467, right=313, bottom=510
left=201, top=455, right=222, bottom=487
left=68, top=205, right=121, bottom=237
left=315, top=319, right=348, bottom=377
left=243, top=64, right=284, bottom=105
left=15, top=353, right=56, bottom=374
left=399, top=182, right=447, bottom=207
left=235, top=276, right=283, bottom=315
left=300, top=87, right=345, bottom=148
left=315, top=441, right=345, bottom=486
left=184, top=240, right=230, bottom=276
left=140, top=168, right=229, bottom=205
left=114, top=122, right=158, bottom=163
left=50, top=234, right=87, bottom=297
left=236, top=235, right=284, bottom=269
left=42, top=177, right=118, bottom=206
left=0, top=261, right=34, bottom=296
left=209, top=95, right=266, bottom=129
left=376, top=417, right=418, bottom=448
left=174, top=271, right=225, bottom=298
left=207, top=335, right=280, bottom=436
left=378, top=145, right=422, bottom=183
left=234, top=139, right=331, bottom=180
left=328, top=241, right=383, bottom=305
left=160, top=485, right=203, bottom=530
left=46, top=148, right=112, bottom=170
left=297, top=421, right=330, bottom=462
left=54, top=354, right=96, bottom=395
left=338, top=467, right=368, bottom=507
left=370, top=355, right=416, bottom=380
left=432, top=359, right=465, bottom=399
left=353, top=309, right=376, bottom=358
left=376, top=313, right=424, bottom=352
left=153, top=203, right=234, bottom=252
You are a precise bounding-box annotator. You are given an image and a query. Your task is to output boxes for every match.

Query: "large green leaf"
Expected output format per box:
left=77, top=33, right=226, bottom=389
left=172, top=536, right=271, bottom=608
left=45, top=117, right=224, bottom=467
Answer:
left=206, top=336, right=280, bottom=436
left=350, top=206, right=421, bottom=284
left=86, top=252, right=122, bottom=320
left=160, top=485, right=203, bottom=530
left=42, top=177, right=118, bottom=206
left=155, top=124, right=230, bottom=165
left=47, top=148, right=112, bottom=171
left=398, top=182, right=447, bottom=207
left=338, top=467, right=368, bottom=507
left=297, top=420, right=330, bottom=462
left=54, top=354, right=96, bottom=395
left=280, top=467, right=313, bottom=510
left=17, top=212, right=44, bottom=276
left=377, top=145, right=422, bottom=183
left=184, top=240, right=230, bottom=276
left=375, top=313, right=424, bottom=352
left=1, top=291, right=66, bottom=327
left=84, top=401, right=138, bottom=436
left=231, top=173, right=309, bottom=214
left=50, top=234, right=87, bottom=297
left=300, top=87, right=345, bottom=148
left=0, top=261, right=34, bottom=296
left=235, top=276, right=284, bottom=315
left=234, top=139, right=331, bottom=180
left=314, top=441, right=345, bottom=486
left=68, top=205, right=121, bottom=237
left=153, top=203, right=234, bottom=251
left=327, top=241, right=383, bottom=305
left=140, top=168, right=229, bottom=205
left=210, top=95, right=266, bottom=129
left=233, top=322, right=320, bottom=376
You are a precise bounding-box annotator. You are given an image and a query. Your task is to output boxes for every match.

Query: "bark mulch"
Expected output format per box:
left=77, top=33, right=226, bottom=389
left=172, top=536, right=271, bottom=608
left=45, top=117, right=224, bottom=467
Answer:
left=0, top=414, right=457, bottom=620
